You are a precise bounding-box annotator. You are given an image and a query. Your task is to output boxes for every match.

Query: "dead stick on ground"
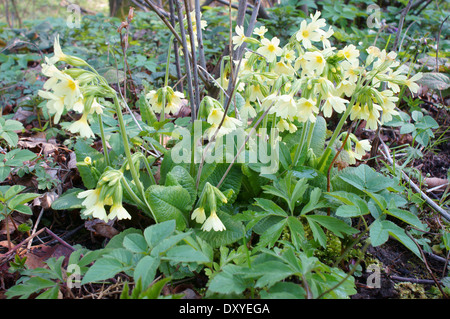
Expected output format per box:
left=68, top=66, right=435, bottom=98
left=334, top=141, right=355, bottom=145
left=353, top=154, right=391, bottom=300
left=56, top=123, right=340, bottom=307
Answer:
left=379, top=139, right=450, bottom=222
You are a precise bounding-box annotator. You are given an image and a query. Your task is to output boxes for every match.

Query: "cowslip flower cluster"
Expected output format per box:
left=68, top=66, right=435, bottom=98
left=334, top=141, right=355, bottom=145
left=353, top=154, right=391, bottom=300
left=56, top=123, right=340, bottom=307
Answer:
left=227, top=10, right=422, bottom=164
left=198, top=96, right=242, bottom=140
left=146, top=86, right=185, bottom=115
left=77, top=168, right=131, bottom=222
left=38, top=35, right=110, bottom=139
left=192, top=182, right=227, bottom=232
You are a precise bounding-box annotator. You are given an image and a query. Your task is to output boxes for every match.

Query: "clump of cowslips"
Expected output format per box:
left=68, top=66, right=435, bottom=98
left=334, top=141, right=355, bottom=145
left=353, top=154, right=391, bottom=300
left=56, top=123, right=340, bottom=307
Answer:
left=192, top=182, right=228, bottom=232
left=77, top=168, right=131, bottom=222
left=146, top=86, right=185, bottom=115
left=38, top=35, right=112, bottom=139
left=227, top=11, right=422, bottom=164
left=38, top=35, right=132, bottom=223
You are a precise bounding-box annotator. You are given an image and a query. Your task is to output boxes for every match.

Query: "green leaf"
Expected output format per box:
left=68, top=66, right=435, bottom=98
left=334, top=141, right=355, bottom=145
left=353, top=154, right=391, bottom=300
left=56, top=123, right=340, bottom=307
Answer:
left=306, top=215, right=357, bottom=238
left=4, top=185, right=26, bottom=201
left=369, top=219, right=389, bottom=247
left=13, top=204, right=33, bottom=215
left=165, top=245, right=210, bottom=263
left=3, top=119, right=24, bottom=132
left=306, top=218, right=327, bottom=247
left=6, top=277, right=56, bottom=299
left=386, top=208, right=425, bottom=230
left=51, top=188, right=84, bottom=210
left=382, top=221, right=422, bottom=259
left=336, top=205, right=364, bottom=218
left=165, top=165, right=196, bottom=207
left=338, top=164, right=395, bottom=193
left=143, top=220, right=176, bottom=250
left=310, top=115, right=327, bottom=157
left=198, top=163, right=242, bottom=204
left=8, top=193, right=40, bottom=211
left=287, top=216, right=305, bottom=249
left=36, top=285, right=60, bottom=299
left=141, top=276, right=173, bottom=299
left=253, top=198, right=288, bottom=217
left=123, top=233, right=149, bottom=254
left=250, top=261, right=294, bottom=288
left=145, top=185, right=191, bottom=230
left=5, top=149, right=35, bottom=166
left=0, top=165, right=11, bottom=182
left=257, top=219, right=287, bottom=248
left=207, top=264, right=250, bottom=295
left=133, top=255, right=160, bottom=289
left=416, top=72, right=450, bottom=91
left=81, top=258, right=126, bottom=285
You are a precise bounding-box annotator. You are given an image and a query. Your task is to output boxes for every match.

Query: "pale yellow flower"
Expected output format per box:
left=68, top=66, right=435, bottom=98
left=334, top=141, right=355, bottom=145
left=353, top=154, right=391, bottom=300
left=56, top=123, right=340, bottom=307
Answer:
left=339, top=44, right=359, bottom=62
left=201, top=211, right=226, bottom=232
left=295, top=12, right=325, bottom=49
left=322, top=93, right=349, bottom=118
left=303, top=51, right=326, bottom=76
left=83, top=201, right=108, bottom=222
left=166, top=91, right=185, bottom=114
left=48, top=35, right=67, bottom=65
left=191, top=207, right=206, bottom=224
left=257, top=37, right=283, bottom=63
left=38, top=90, right=65, bottom=124
left=68, top=112, right=95, bottom=139
left=109, top=203, right=131, bottom=220
left=272, top=94, right=298, bottom=120
left=253, top=26, right=268, bottom=37
left=404, top=73, right=422, bottom=94
left=297, top=98, right=318, bottom=122
left=90, top=98, right=105, bottom=115
left=355, top=139, right=371, bottom=157
left=232, top=25, right=246, bottom=50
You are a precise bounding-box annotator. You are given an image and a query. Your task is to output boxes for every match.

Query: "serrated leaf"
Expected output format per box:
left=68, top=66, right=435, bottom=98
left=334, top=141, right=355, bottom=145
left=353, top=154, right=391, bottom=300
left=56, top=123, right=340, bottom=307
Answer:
left=143, top=220, right=176, bottom=250
left=81, top=258, right=126, bottom=285
left=8, top=193, right=40, bottom=210
left=207, top=264, right=250, bottom=295
left=254, top=198, right=288, bottom=217
left=5, top=277, right=56, bottom=299
left=306, top=215, right=357, bottom=238
left=386, top=208, right=425, bottom=230
left=338, top=164, right=395, bottom=193
left=369, top=219, right=389, bottom=247
left=165, top=245, right=210, bottom=263
left=133, top=255, right=160, bottom=289
left=123, top=233, right=148, bottom=253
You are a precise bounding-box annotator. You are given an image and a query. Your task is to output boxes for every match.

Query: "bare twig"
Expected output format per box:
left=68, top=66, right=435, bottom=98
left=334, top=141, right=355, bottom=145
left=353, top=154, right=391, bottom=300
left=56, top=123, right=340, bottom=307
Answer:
left=405, top=228, right=448, bottom=298
left=379, top=140, right=450, bottom=222
left=175, top=0, right=196, bottom=122
left=183, top=0, right=201, bottom=112
left=393, top=0, right=414, bottom=52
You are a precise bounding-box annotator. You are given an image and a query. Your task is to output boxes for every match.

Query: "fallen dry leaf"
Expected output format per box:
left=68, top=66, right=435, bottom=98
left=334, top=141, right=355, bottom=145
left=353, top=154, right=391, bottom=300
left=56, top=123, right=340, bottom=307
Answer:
left=33, top=192, right=58, bottom=210
left=17, top=133, right=58, bottom=156
left=85, top=219, right=119, bottom=239
left=424, top=177, right=448, bottom=191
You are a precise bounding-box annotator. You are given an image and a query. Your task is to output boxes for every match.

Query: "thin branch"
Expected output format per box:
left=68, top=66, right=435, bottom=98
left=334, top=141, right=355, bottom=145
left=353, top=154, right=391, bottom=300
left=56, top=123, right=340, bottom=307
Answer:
left=183, top=0, right=201, bottom=112
left=393, top=0, right=414, bottom=52
left=379, top=139, right=450, bottom=222
left=175, top=0, right=196, bottom=122
left=194, top=0, right=206, bottom=70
